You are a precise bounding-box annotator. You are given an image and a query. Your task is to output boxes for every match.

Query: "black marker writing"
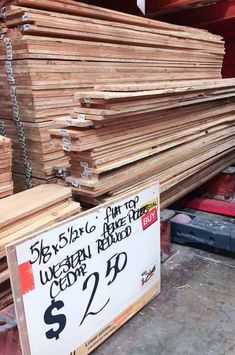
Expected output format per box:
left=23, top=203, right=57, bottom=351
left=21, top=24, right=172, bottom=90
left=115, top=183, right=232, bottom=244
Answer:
left=80, top=272, right=110, bottom=326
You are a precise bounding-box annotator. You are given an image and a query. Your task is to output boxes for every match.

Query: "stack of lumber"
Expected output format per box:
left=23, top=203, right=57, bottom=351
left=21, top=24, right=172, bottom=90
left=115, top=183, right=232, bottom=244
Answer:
left=1, top=119, right=67, bottom=192
left=51, top=79, right=235, bottom=206
left=0, top=0, right=225, bottom=191
left=155, top=0, right=235, bottom=79
left=0, top=135, right=13, bottom=198
left=0, top=184, right=81, bottom=310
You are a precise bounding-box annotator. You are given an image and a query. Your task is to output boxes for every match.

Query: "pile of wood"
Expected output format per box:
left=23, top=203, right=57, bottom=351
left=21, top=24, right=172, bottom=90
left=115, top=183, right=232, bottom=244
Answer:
left=0, top=0, right=225, bottom=191
left=1, top=119, right=68, bottom=191
left=0, top=184, right=81, bottom=310
left=154, top=1, right=235, bottom=79
left=0, top=135, right=13, bottom=198
left=51, top=79, right=235, bottom=206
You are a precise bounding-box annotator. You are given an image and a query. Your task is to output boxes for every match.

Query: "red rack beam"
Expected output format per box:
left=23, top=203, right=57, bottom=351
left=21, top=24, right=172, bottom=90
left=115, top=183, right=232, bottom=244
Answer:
left=159, top=0, right=235, bottom=26
left=179, top=197, right=235, bottom=217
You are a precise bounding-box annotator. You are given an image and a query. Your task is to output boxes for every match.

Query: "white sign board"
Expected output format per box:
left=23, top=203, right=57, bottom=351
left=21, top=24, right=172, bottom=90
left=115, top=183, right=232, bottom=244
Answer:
left=137, top=0, right=146, bottom=14
left=7, top=182, right=160, bottom=355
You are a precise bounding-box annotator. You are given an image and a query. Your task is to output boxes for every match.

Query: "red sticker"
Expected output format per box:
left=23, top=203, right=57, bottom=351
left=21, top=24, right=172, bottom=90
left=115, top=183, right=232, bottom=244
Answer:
left=18, top=261, right=35, bottom=295
left=141, top=208, right=158, bottom=230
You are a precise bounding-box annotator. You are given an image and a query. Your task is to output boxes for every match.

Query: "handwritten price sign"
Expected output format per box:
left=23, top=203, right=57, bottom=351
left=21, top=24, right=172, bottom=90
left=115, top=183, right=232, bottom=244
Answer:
left=7, top=182, right=160, bottom=355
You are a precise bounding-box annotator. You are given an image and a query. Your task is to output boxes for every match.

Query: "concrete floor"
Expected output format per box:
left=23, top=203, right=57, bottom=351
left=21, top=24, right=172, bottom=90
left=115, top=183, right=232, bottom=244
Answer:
left=94, top=245, right=235, bottom=355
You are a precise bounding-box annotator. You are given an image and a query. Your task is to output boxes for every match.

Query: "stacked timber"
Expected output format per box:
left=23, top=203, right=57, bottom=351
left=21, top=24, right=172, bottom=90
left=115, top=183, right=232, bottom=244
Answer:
left=0, top=0, right=225, bottom=191
left=0, top=135, right=13, bottom=198
left=1, top=119, right=67, bottom=192
left=153, top=0, right=235, bottom=79
left=0, top=184, right=81, bottom=310
left=50, top=79, right=235, bottom=206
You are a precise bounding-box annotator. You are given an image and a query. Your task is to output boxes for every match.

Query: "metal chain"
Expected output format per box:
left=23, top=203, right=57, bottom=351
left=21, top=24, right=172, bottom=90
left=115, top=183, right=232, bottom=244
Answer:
left=4, top=38, right=33, bottom=188
left=0, top=120, right=6, bottom=136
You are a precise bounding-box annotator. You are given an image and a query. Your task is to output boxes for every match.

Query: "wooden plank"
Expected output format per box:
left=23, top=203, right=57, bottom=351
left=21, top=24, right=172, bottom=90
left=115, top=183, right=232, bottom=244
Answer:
left=0, top=184, right=81, bottom=298
left=0, top=184, right=72, bottom=228
left=0, top=0, right=220, bottom=35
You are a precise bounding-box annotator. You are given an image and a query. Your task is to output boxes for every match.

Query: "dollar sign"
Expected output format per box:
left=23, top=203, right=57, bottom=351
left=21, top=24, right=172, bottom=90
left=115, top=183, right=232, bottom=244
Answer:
left=44, top=299, right=67, bottom=340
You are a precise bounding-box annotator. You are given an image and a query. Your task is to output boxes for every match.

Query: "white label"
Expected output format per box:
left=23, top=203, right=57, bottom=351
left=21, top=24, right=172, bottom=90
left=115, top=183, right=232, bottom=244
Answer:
left=81, top=172, right=91, bottom=179
left=62, top=144, right=70, bottom=152
left=23, top=24, right=30, bottom=31
left=137, top=0, right=145, bottom=14
left=60, top=129, right=69, bottom=138
left=80, top=162, right=89, bottom=168
left=22, top=14, right=29, bottom=21
left=66, top=176, right=80, bottom=188
left=84, top=167, right=92, bottom=174
left=78, top=114, right=86, bottom=121
left=65, top=118, right=73, bottom=126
